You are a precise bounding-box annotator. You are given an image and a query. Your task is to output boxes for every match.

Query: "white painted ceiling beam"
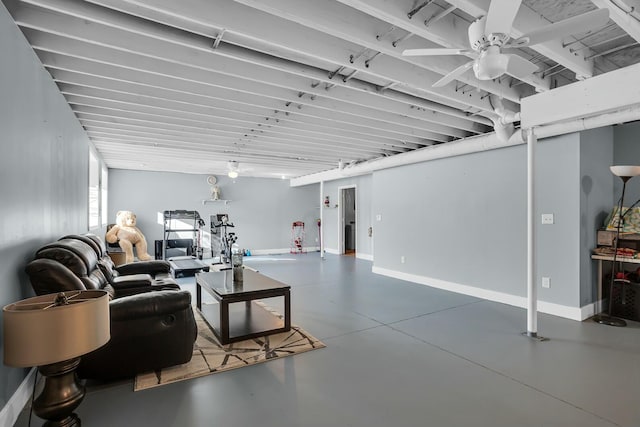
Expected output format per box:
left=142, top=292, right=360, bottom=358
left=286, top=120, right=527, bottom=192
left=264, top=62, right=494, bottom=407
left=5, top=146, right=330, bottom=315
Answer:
left=591, top=0, right=640, bottom=43
left=69, top=101, right=430, bottom=148
left=65, top=0, right=500, bottom=112
left=521, top=60, right=640, bottom=128
left=35, top=50, right=444, bottom=144
left=87, top=0, right=492, bottom=129
left=24, top=30, right=478, bottom=138
left=93, top=140, right=341, bottom=167
left=75, top=107, right=413, bottom=150
left=83, top=127, right=393, bottom=160
left=58, top=82, right=448, bottom=144
left=63, top=93, right=439, bottom=150
left=80, top=120, right=403, bottom=158
left=72, top=106, right=428, bottom=151
left=47, top=59, right=465, bottom=139
left=92, top=142, right=333, bottom=176
left=232, top=0, right=527, bottom=103
left=21, top=26, right=490, bottom=130
left=80, top=117, right=409, bottom=156
left=15, top=0, right=502, bottom=115
left=446, top=0, right=597, bottom=80
left=52, top=68, right=454, bottom=142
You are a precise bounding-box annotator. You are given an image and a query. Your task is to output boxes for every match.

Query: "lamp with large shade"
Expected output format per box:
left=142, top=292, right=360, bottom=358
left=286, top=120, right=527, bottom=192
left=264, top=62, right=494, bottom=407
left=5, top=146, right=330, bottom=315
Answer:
left=3, top=290, right=110, bottom=426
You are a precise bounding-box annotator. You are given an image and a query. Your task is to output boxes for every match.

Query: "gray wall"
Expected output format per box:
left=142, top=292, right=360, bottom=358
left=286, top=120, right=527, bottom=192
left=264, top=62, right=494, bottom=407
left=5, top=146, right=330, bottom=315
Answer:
left=0, top=3, right=93, bottom=412
left=372, top=143, right=527, bottom=296
left=535, top=133, right=581, bottom=307
left=321, top=174, right=373, bottom=257
left=108, top=170, right=319, bottom=255
left=370, top=131, right=611, bottom=310
left=613, top=121, right=640, bottom=202
left=579, top=127, right=614, bottom=306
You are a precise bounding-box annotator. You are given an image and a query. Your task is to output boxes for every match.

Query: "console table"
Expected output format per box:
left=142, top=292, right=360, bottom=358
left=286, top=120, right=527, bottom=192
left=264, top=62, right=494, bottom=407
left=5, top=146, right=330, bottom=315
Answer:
left=195, top=269, right=291, bottom=344
left=592, top=254, right=640, bottom=316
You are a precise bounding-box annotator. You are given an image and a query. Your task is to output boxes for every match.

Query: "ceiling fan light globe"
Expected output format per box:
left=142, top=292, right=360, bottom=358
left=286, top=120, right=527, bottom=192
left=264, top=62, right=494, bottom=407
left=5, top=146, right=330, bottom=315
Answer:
left=474, top=48, right=508, bottom=80
left=228, top=171, right=239, bottom=179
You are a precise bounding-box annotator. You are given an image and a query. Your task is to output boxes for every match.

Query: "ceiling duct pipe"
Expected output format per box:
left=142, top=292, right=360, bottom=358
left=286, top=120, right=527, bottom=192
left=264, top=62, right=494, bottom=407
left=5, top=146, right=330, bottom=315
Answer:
left=489, top=94, right=520, bottom=143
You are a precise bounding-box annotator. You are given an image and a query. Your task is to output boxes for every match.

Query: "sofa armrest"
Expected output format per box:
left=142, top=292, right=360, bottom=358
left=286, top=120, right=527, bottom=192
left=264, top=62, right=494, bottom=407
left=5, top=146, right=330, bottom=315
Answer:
left=115, top=260, right=171, bottom=277
left=111, top=274, right=153, bottom=289
left=108, top=290, right=192, bottom=321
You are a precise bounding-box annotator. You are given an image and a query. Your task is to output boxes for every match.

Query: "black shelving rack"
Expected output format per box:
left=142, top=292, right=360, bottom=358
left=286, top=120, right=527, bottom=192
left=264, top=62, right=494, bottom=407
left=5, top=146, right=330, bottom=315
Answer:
left=162, top=210, right=209, bottom=277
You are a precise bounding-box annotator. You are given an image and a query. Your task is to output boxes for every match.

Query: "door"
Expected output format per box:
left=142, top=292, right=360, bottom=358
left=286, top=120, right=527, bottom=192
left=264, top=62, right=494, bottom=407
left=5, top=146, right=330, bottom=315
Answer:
left=340, top=186, right=356, bottom=255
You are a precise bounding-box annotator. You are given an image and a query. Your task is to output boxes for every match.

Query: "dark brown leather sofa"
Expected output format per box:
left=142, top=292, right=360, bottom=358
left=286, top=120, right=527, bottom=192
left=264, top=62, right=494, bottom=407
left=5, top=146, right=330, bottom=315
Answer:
left=25, top=234, right=198, bottom=380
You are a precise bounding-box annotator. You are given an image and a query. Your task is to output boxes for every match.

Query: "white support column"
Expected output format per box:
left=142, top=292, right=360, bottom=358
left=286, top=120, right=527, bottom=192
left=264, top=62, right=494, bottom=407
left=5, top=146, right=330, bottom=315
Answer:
left=320, top=180, right=325, bottom=259
left=526, top=127, right=546, bottom=340
left=527, top=127, right=537, bottom=336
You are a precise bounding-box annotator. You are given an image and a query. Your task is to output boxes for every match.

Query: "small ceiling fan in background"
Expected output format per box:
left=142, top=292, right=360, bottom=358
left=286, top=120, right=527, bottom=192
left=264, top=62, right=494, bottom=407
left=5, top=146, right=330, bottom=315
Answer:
left=402, top=0, right=610, bottom=87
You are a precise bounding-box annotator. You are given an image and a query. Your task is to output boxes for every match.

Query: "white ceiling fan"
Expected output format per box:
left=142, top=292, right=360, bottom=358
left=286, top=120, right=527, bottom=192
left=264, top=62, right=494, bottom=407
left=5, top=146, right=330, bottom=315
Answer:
left=402, top=0, right=610, bottom=87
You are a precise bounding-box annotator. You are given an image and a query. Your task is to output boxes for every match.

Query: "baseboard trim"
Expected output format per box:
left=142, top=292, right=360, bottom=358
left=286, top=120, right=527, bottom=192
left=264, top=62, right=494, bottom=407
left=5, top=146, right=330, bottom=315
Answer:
left=0, top=368, right=36, bottom=427
left=372, top=266, right=588, bottom=321
left=248, top=247, right=319, bottom=255
left=324, top=248, right=340, bottom=255
left=356, top=253, right=373, bottom=261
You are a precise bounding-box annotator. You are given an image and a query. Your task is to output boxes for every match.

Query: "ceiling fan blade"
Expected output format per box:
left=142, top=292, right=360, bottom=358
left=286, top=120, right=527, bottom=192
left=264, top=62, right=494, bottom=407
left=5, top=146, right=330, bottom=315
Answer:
left=402, top=48, right=470, bottom=57
left=432, top=61, right=474, bottom=87
left=511, top=8, right=609, bottom=47
left=485, top=0, right=522, bottom=35
left=505, top=54, right=538, bottom=79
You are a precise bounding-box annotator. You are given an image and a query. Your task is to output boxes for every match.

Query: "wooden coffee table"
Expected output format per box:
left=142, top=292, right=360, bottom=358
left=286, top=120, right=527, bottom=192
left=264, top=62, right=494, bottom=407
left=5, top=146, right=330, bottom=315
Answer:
left=195, top=269, right=291, bottom=344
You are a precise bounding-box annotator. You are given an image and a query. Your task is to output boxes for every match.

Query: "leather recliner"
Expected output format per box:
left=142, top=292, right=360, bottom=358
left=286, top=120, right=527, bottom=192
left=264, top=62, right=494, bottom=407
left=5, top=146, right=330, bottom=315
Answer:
left=25, top=236, right=198, bottom=380
left=63, top=233, right=173, bottom=281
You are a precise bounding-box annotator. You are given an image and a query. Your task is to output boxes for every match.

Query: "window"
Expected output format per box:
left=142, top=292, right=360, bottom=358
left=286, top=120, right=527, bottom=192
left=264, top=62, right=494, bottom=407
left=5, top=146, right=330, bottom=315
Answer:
left=101, top=166, right=108, bottom=226
left=89, top=150, right=99, bottom=229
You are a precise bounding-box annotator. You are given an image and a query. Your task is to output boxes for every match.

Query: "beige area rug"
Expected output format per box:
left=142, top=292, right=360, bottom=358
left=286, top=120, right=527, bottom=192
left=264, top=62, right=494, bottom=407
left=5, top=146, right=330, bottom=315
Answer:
left=134, top=306, right=326, bottom=391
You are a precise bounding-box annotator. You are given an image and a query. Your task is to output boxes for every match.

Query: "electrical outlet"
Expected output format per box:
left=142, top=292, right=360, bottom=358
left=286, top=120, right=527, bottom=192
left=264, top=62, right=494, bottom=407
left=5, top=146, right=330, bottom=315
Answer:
left=542, top=277, right=550, bottom=288
left=376, top=214, right=382, bottom=221
left=541, top=214, right=554, bottom=225
left=400, top=256, right=405, bottom=264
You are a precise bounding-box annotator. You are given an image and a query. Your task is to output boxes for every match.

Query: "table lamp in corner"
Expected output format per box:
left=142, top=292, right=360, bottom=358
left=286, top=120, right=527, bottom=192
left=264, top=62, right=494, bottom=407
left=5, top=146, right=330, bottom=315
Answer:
left=3, top=290, right=110, bottom=426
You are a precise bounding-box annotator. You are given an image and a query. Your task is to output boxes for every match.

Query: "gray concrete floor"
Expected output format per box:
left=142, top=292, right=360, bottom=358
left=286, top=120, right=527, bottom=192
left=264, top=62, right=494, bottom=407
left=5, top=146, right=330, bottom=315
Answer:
left=16, top=253, right=640, bottom=426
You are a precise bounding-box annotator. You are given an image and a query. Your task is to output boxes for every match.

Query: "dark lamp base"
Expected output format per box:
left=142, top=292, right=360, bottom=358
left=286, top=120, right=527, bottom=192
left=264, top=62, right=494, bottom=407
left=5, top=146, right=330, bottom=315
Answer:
left=34, top=357, right=84, bottom=427
left=593, top=314, right=627, bottom=327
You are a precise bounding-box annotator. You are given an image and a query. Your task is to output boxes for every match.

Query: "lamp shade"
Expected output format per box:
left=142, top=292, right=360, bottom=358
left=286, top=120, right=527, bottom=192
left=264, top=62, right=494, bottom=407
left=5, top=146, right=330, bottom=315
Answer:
left=3, top=290, right=110, bottom=367
left=610, top=165, right=640, bottom=178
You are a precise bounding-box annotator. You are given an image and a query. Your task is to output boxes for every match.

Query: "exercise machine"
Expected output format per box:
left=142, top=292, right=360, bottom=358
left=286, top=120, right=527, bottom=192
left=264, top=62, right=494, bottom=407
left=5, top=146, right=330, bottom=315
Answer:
left=210, top=214, right=237, bottom=264
left=162, top=210, right=209, bottom=277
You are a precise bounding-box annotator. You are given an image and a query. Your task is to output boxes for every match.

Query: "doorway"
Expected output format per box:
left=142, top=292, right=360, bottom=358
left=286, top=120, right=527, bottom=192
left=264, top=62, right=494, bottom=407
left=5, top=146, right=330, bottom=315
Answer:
left=340, top=186, right=356, bottom=256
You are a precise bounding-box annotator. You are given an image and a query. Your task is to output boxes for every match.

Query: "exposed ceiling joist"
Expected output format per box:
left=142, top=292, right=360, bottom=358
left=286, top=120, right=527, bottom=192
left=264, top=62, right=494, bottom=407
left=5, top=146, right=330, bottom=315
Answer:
left=3, top=0, right=639, bottom=178
left=591, top=0, right=640, bottom=43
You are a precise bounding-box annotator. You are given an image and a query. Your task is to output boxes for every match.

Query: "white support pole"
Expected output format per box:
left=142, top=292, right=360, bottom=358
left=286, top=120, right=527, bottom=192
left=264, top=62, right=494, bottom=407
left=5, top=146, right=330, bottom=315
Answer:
left=526, top=127, right=538, bottom=337
left=320, top=180, right=325, bottom=259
